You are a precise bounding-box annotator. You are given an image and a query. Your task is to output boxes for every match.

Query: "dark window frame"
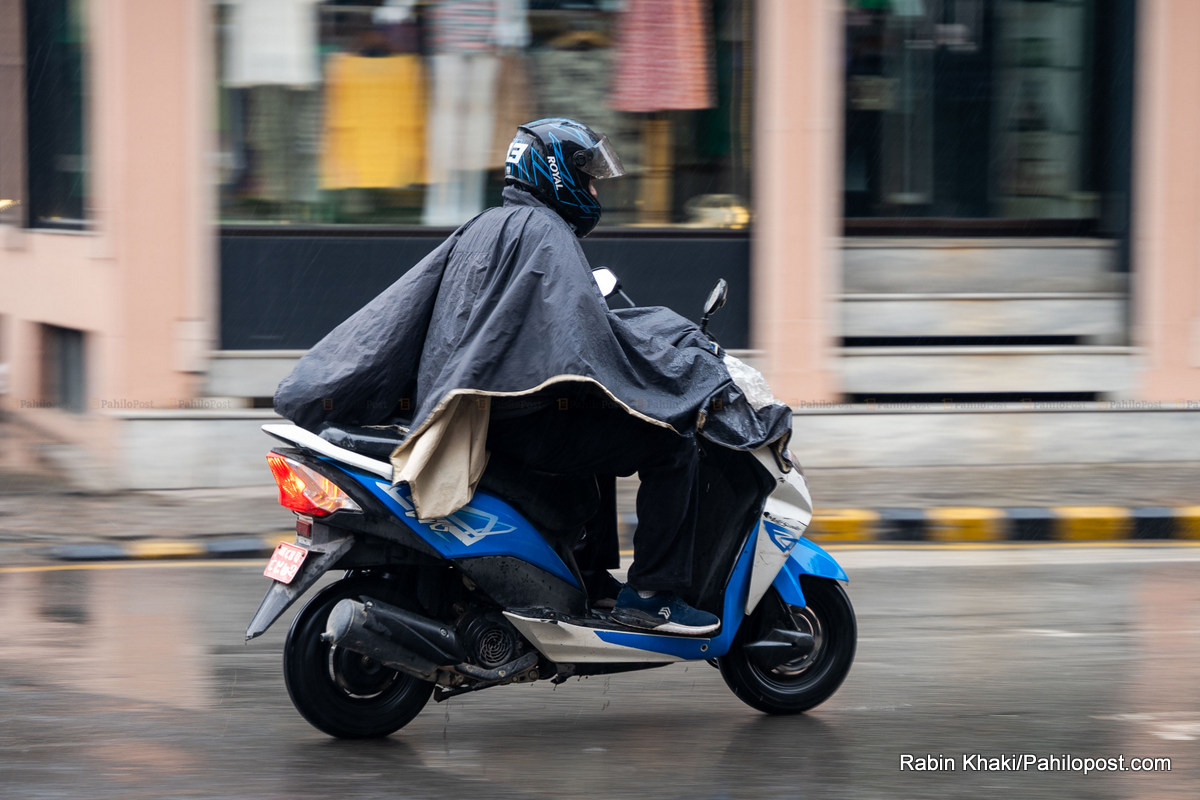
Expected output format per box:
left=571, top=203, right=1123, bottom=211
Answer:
left=39, top=323, right=87, bottom=414
left=25, top=0, right=89, bottom=231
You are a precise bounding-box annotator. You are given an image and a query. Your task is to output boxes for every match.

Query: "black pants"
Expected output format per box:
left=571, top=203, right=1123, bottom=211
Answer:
left=487, top=401, right=700, bottom=593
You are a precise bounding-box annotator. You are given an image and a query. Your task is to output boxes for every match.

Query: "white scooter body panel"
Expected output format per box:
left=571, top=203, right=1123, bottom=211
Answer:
left=504, top=612, right=687, bottom=663
left=744, top=447, right=814, bottom=615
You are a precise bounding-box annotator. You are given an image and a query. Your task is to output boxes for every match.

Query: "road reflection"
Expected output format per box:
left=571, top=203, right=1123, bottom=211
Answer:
left=1, top=566, right=213, bottom=710
left=1111, top=564, right=1200, bottom=800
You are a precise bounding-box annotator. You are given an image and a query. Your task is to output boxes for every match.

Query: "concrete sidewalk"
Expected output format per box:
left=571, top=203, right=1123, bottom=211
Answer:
left=4, top=461, right=1200, bottom=564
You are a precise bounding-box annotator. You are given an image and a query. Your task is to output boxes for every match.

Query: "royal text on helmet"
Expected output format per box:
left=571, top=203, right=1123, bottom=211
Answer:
left=546, top=155, right=564, bottom=190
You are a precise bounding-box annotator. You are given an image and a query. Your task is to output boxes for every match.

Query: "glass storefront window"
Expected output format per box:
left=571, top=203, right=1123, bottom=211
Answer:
left=214, top=0, right=754, bottom=230
left=25, top=0, right=89, bottom=229
left=843, top=0, right=1132, bottom=229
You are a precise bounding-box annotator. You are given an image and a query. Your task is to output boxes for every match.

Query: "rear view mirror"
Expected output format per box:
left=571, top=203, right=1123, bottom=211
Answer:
left=700, top=279, right=729, bottom=338
left=704, top=279, right=729, bottom=317
left=592, top=268, right=618, bottom=297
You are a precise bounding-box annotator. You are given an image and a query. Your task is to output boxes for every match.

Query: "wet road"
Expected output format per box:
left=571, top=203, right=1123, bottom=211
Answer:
left=1, top=546, right=1197, bottom=799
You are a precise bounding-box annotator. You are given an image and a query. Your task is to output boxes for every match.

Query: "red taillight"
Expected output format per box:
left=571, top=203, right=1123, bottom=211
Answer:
left=266, top=453, right=361, bottom=517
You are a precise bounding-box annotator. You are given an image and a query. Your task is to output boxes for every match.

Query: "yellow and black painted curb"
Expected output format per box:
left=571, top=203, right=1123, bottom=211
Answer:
left=807, top=506, right=1200, bottom=543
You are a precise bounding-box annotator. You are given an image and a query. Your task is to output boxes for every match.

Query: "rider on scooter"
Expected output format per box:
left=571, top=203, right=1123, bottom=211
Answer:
left=275, top=118, right=730, bottom=636
left=489, top=119, right=716, bottom=635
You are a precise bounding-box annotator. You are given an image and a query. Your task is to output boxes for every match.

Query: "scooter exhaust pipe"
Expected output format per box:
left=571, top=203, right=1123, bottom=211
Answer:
left=324, top=597, right=467, bottom=681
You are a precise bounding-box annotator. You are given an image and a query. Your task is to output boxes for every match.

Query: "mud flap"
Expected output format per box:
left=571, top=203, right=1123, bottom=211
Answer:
left=244, top=535, right=355, bottom=640
left=769, top=537, right=849, bottom=609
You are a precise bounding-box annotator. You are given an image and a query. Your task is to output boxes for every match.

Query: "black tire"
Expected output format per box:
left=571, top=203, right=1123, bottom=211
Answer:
left=283, top=576, right=434, bottom=738
left=718, top=577, right=856, bottom=714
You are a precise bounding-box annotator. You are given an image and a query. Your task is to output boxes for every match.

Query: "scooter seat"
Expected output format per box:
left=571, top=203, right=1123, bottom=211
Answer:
left=316, top=423, right=409, bottom=462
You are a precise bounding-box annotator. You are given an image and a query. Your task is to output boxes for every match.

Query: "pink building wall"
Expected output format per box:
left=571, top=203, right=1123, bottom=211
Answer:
left=0, top=0, right=215, bottom=478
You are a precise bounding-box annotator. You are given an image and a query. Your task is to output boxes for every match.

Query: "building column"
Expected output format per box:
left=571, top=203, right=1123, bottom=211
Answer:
left=97, top=0, right=216, bottom=406
left=751, top=0, right=841, bottom=405
left=1134, top=0, right=1200, bottom=400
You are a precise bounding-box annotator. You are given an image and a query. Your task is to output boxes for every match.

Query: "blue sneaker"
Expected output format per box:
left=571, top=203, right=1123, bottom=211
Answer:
left=610, top=586, right=720, bottom=636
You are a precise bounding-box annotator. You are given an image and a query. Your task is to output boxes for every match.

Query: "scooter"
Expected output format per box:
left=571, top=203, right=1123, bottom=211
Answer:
left=246, top=276, right=856, bottom=739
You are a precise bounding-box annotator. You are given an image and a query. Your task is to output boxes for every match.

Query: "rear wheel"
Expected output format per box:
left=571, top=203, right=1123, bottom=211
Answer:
left=718, top=577, right=856, bottom=714
left=283, top=576, right=434, bottom=738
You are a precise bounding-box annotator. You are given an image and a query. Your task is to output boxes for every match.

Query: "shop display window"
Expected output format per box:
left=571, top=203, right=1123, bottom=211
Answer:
left=843, top=0, right=1131, bottom=231
left=214, top=0, right=755, bottom=230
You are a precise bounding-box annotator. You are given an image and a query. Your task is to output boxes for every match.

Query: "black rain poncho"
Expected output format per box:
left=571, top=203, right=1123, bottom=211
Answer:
left=274, top=187, right=790, bottom=513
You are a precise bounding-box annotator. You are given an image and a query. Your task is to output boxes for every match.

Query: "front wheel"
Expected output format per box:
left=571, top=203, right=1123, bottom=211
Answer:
left=718, top=577, right=856, bottom=714
left=283, top=576, right=434, bottom=738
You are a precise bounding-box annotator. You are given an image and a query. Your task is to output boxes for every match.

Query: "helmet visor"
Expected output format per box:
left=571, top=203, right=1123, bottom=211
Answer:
left=577, top=135, right=626, bottom=180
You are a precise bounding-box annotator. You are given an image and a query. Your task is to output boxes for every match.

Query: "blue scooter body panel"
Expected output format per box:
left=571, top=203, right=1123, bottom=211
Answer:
left=593, top=526, right=759, bottom=660
left=599, top=529, right=850, bottom=660
left=771, top=536, right=848, bottom=608
left=338, top=465, right=580, bottom=588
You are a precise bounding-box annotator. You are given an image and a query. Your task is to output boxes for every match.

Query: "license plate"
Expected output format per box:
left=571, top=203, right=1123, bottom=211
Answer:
left=264, top=541, right=308, bottom=584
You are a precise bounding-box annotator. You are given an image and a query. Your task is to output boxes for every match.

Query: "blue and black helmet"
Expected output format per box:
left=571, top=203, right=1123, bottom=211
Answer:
left=504, top=118, right=626, bottom=238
